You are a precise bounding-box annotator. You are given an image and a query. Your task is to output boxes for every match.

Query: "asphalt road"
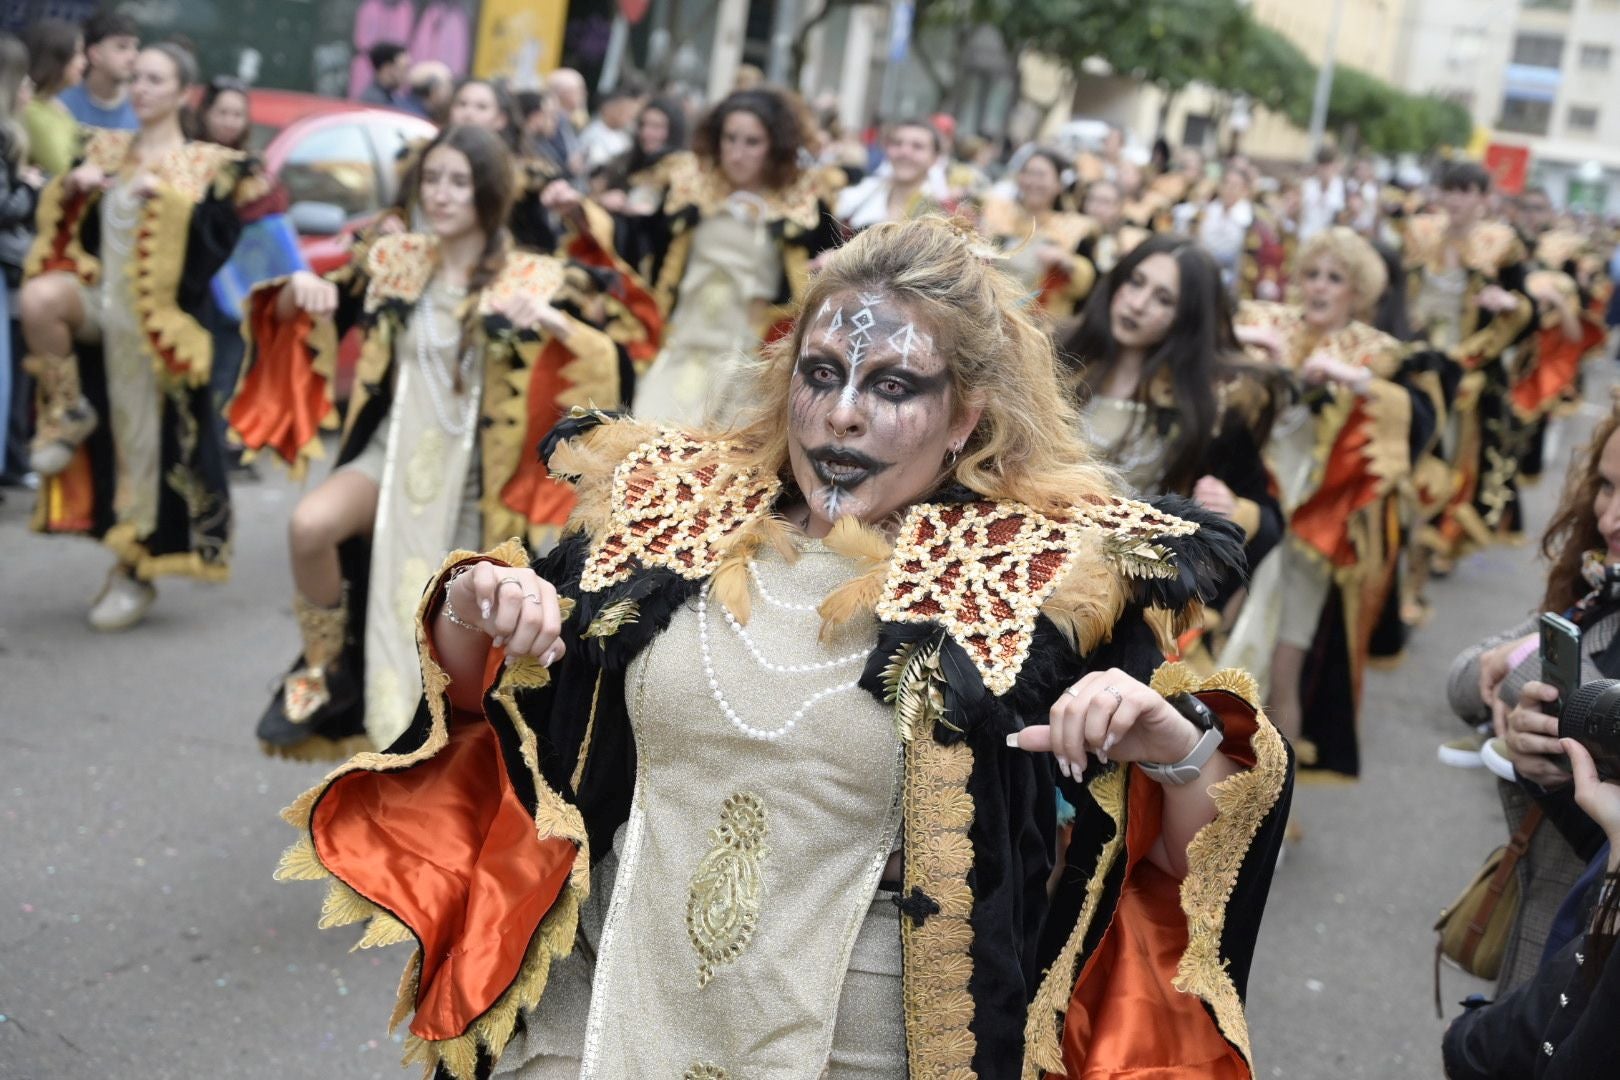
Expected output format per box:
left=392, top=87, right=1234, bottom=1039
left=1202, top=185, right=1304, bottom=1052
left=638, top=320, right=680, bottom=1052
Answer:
left=1, top=373, right=1607, bottom=1080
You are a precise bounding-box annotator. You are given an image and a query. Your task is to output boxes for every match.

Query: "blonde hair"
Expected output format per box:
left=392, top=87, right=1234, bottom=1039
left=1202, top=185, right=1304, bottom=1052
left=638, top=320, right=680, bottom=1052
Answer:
left=1297, top=225, right=1387, bottom=318
left=729, top=216, right=1116, bottom=517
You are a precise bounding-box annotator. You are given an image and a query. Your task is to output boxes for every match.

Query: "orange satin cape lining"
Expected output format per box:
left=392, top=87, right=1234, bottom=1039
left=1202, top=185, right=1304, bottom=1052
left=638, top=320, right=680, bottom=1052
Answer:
left=498, top=337, right=579, bottom=528
left=1059, top=693, right=1259, bottom=1079
left=227, top=295, right=331, bottom=465
left=1291, top=401, right=1381, bottom=567
left=1512, top=319, right=1604, bottom=416
left=310, top=651, right=575, bottom=1042
left=566, top=224, right=664, bottom=368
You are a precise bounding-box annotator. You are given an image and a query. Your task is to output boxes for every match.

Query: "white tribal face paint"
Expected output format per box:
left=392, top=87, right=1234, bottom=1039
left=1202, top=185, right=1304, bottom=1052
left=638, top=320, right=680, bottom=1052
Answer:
left=787, top=287, right=963, bottom=532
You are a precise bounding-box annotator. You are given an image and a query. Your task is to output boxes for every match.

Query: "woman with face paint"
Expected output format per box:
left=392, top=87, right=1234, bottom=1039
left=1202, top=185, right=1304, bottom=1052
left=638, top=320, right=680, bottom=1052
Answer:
left=274, top=218, right=1292, bottom=1080
left=596, top=87, right=843, bottom=426
left=228, top=125, right=621, bottom=761
left=1060, top=233, right=1285, bottom=616
left=17, top=44, right=267, bottom=629
left=1220, top=227, right=1443, bottom=777
left=973, top=147, right=1098, bottom=320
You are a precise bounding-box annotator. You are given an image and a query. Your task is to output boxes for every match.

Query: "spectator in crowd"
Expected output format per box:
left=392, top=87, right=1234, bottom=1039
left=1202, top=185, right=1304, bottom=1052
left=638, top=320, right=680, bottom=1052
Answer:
left=19, top=18, right=83, bottom=176
left=1196, top=165, right=1256, bottom=291
left=55, top=9, right=138, bottom=132
left=194, top=75, right=249, bottom=151
left=357, top=42, right=410, bottom=109
left=1299, top=146, right=1346, bottom=243
left=543, top=67, right=588, bottom=175
left=579, top=85, right=639, bottom=173
left=833, top=117, right=941, bottom=231
left=1442, top=401, right=1620, bottom=1074
left=0, top=30, right=42, bottom=490
left=515, top=87, right=564, bottom=170
left=403, top=59, right=453, bottom=123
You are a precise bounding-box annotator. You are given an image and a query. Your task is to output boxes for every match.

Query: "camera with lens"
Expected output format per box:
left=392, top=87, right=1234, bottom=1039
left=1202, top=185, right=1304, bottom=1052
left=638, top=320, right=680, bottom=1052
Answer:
left=1559, top=680, right=1620, bottom=783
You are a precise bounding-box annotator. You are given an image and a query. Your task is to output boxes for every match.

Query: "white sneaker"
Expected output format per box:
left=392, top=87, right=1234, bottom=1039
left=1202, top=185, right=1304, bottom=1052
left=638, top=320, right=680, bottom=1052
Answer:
left=1480, top=737, right=1518, bottom=782
left=88, top=570, right=156, bottom=631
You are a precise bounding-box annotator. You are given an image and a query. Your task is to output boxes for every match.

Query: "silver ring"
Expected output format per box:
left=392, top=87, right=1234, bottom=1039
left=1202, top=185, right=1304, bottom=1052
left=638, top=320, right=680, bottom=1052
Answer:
left=1102, top=685, right=1123, bottom=705
left=496, top=577, right=526, bottom=595
left=1063, top=685, right=1082, bottom=699
left=523, top=593, right=543, bottom=605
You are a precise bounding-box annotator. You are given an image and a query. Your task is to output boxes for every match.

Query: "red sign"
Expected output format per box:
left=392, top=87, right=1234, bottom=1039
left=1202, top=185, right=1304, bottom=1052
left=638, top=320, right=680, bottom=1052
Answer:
left=619, top=0, right=650, bottom=23
left=1485, top=143, right=1531, bottom=195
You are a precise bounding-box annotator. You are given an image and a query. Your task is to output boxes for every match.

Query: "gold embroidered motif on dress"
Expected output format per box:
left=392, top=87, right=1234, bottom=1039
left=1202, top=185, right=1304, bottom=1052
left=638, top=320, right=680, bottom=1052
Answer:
left=683, top=1064, right=730, bottom=1080
left=365, top=233, right=440, bottom=309
left=686, top=792, right=769, bottom=987
left=579, top=433, right=781, bottom=593
left=476, top=252, right=564, bottom=314
left=405, top=429, right=447, bottom=511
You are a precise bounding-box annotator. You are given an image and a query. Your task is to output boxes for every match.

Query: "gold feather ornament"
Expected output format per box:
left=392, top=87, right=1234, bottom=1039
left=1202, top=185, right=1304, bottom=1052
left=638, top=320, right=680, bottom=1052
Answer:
left=817, top=516, right=895, bottom=636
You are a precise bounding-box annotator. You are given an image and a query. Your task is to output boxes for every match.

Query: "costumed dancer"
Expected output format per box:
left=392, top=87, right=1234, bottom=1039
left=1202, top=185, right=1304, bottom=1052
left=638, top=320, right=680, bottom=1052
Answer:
left=1076, top=176, right=1150, bottom=278
left=619, top=87, right=843, bottom=426
left=1512, top=229, right=1608, bottom=479
left=972, top=147, right=1097, bottom=321
left=1058, top=233, right=1285, bottom=637
left=1403, top=162, right=1535, bottom=572
left=228, top=126, right=620, bottom=760
left=273, top=218, right=1292, bottom=1080
left=1223, top=227, right=1443, bottom=776
left=17, top=44, right=264, bottom=629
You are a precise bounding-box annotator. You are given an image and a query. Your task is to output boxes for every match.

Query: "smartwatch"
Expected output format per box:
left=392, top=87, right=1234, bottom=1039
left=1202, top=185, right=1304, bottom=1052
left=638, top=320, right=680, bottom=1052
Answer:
left=1139, top=692, right=1225, bottom=786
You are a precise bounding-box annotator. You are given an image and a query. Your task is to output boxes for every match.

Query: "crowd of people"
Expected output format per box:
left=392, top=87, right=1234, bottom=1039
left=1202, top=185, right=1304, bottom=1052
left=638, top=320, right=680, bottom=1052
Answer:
left=6, top=8, right=1620, bottom=1079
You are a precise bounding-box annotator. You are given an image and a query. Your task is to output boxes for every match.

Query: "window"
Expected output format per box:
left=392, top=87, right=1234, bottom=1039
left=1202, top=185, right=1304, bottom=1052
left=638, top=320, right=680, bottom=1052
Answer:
left=278, top=124, right=380, bottom=218
left=1568, top=104, right=1600, bottom=132
left=1580, top=44, right=1612, bottom=71
left=1512, top=32, right=1566, bottom=68
left=1499, top=94, right=1553, bottom=135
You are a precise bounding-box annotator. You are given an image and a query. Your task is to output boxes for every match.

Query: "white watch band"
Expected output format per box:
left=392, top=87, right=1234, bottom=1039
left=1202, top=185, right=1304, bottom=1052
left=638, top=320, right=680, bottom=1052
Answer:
left=1139, top=726, right=1224, bottom=786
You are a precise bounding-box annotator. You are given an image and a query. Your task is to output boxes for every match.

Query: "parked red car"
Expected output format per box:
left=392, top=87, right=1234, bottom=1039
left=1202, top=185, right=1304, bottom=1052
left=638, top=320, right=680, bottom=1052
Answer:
left=247, top=89, right=437, bottom=273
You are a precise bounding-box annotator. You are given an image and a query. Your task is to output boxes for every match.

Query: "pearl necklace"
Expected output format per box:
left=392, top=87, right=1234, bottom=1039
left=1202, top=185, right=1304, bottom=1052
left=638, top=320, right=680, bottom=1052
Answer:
left=413, top=294, right=478, bottom=435
left=746, top=559, right=822, bottom=613
left=696, top=580, right=862, bottom=741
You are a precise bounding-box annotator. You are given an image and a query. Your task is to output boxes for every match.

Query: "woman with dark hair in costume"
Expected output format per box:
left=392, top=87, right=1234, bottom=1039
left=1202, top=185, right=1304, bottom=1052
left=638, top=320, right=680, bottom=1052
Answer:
left=972, top=147, right=1097, bottom=321
left=1059, top=233, right=1285, bottom=612
left=228, top=126, right=620, bottom=761
left=1222, top=226, right=1443, bottom=777
left=18, top=43, right=265, bottom=629
left=275, top=217, right=1291, bottom=1079
left=594, top=86, right=842, bottom=426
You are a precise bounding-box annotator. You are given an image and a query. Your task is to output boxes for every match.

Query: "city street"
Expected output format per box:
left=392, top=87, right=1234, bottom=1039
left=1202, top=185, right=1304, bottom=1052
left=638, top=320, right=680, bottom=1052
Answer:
left=0, top=377, right=1605, bottom=1080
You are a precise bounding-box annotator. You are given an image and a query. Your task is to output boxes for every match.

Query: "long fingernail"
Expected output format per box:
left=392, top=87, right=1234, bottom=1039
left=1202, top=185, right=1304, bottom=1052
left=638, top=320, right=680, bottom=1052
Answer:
left=1098, top=749, right=1109, bottom=765
left=1005, top=733, right=1021, bottom=749
left=480, top=600, right=492, bottom=619
left=492, top=636, right=505, bottom=648
left=1057, top=756, right=1071, bottom=779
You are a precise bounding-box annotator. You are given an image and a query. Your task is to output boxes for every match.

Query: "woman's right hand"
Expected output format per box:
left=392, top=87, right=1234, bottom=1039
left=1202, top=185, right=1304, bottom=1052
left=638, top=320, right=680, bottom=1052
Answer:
left=286, top=270, right=339, bottom=319
left=447, top=561, right=567, bottom=664
left=64, top=163, right=107, bottom=197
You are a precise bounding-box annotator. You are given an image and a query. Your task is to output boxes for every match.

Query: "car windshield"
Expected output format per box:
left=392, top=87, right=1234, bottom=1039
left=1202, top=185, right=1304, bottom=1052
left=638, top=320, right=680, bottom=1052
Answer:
left=278, top=122, right=381, bottom=219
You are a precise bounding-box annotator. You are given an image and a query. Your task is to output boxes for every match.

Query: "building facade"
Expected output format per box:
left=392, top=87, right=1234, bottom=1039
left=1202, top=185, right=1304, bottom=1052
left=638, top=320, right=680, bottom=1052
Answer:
left=1396, top=0, right=1620, bottom=212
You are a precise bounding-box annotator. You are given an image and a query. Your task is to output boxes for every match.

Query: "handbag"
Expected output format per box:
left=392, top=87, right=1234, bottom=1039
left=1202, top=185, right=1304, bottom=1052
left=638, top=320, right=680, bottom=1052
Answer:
left=1432, top=803, right=1544, bottom=1015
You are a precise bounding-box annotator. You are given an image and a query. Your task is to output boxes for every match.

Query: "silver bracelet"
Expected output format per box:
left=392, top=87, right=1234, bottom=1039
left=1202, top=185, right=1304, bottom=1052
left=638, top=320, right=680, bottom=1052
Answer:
left=442, top=565, right=487, bottom=635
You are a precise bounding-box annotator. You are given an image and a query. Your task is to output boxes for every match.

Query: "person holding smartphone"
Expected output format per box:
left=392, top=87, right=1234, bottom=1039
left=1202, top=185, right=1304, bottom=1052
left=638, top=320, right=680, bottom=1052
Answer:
left=1444, top=394, right=1620, bottom=994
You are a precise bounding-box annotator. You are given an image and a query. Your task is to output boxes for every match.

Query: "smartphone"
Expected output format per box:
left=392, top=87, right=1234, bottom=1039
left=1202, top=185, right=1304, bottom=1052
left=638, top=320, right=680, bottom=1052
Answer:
left=1540, top=612, right=1581, bottom=774
left=1540, top=612, right=1582, bottom=715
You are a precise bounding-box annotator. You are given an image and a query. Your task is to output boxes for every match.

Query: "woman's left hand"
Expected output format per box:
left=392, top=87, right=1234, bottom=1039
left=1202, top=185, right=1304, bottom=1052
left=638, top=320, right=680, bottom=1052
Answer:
left=1011, top=669, right=1201, bottom=780
left=1193, top=474, right=1236, bottom=518
left=129, top=172, right=162, bottom=200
